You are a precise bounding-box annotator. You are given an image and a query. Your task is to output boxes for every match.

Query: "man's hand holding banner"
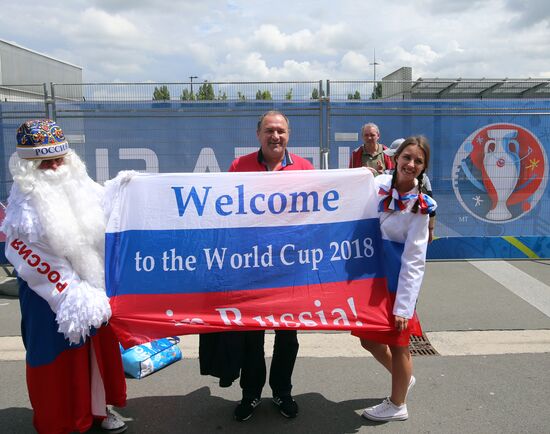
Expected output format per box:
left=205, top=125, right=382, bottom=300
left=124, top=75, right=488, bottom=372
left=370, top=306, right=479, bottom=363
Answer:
left=105, top=169, right=395, bottom=347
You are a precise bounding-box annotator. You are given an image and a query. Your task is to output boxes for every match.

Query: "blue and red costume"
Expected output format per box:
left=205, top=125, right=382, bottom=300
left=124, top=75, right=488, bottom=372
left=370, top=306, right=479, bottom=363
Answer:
left=3, top=182, right=126, bottom=434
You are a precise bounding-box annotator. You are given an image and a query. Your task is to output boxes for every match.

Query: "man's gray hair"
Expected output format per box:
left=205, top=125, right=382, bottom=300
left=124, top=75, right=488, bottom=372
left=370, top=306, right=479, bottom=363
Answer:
left=361, top=122, right=380, bottom=136
left=257, top=110, right=290, bottom=131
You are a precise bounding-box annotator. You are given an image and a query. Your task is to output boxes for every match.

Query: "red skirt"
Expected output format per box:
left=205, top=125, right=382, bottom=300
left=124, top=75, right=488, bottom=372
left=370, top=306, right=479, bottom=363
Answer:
left=27, top=324, right=127, bottom=434
left=352, top=311, right=423, bottom=347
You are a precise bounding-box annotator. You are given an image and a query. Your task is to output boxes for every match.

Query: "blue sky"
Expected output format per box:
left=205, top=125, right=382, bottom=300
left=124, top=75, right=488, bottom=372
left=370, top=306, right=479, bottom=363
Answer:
left=1, top=0, right=549, bottom=82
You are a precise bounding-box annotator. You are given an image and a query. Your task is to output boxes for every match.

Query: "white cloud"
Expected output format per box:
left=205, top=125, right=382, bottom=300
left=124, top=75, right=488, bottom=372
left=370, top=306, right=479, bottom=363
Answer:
left=421, top=0, right=490, bottom=14
left=80, top=8, right=140, bottom=43
left=504, top=0, right=550, bottom=27
left=387, top=45, right=440, bottom=68
left=216, top=52, right=329, bottom=82
left=1, top=0, right=549, bottom=82
left=246, top=24, right=352, bottom=55
left=340, top=51, right=371, bottom=73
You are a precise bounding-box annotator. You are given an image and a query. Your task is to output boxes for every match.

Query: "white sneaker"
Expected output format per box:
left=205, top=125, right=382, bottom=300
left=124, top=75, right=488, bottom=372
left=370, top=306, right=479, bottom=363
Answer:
left=100, top=409, right=128, bottom=433
left=407, top=375, right=416, bottom=395
left=362, top=397, right=408, bottom=421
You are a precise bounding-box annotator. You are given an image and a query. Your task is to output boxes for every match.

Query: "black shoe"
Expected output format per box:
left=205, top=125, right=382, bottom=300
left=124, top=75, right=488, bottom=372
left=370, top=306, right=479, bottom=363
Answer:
left=234, top=397, right=261, bottom=422
left=272, top=395, right=298, bottom=418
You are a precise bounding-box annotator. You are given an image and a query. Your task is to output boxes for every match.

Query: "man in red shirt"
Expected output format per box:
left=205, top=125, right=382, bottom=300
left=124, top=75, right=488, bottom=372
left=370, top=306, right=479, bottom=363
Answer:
left=349, top=122, right=393, bottom=175
left=230, top=111, right=314, bottom=172
left=229, top=111, right=313, bottom=421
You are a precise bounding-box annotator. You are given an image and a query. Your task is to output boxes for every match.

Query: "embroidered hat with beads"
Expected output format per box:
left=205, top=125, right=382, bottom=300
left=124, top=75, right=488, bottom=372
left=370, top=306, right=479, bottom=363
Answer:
left=16, top=119, right=70, bottom=160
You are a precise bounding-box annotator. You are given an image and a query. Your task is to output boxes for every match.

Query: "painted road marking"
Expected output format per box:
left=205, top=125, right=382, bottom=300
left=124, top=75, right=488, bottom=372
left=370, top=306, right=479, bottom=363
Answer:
left=470, top=261, right=550, bottom=318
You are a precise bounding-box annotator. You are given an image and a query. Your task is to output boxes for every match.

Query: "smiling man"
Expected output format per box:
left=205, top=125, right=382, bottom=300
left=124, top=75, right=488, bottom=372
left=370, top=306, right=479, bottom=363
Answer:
left=230, top=111, right=313, bottom=422
left=201, top=111, right=313, bottom=423
left=229, top=110, right=314, bottom=172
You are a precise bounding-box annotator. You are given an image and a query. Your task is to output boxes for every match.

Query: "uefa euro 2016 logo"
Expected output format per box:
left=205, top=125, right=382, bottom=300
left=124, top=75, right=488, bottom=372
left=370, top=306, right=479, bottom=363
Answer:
left=452, top=123, right=548, bottom=223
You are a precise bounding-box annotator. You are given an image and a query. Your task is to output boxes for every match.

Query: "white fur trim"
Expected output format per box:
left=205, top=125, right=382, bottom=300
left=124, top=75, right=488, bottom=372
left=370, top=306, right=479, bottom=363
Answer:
left=103, top=170, right=139, bottom=221
left=0, top=183, right=44, bottom=242
left=17, top=141, right=69, bottom=160
left=56, top=281, right=112, bottom=344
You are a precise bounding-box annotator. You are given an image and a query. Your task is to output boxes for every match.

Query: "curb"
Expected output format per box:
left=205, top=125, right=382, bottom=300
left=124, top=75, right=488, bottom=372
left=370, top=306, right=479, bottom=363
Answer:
left=2, top=330, right=550, bottom=361
left=0, top=264, right=18, bottom=297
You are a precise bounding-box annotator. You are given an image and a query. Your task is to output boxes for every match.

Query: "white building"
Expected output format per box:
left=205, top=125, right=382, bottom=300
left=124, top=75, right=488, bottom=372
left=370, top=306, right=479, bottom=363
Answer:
left=0, top=39, right=82, bottom=101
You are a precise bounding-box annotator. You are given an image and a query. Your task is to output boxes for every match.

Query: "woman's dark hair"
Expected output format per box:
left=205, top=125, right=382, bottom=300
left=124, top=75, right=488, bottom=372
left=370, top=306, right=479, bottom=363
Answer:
left=390, top=135, right=431, bottom=213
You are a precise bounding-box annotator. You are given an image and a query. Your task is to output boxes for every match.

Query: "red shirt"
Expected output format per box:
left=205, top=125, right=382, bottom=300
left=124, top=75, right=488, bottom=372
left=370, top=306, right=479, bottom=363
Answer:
left=229, top=149, right=314, bottom=172
left=349, top=145, right=394, bottom=171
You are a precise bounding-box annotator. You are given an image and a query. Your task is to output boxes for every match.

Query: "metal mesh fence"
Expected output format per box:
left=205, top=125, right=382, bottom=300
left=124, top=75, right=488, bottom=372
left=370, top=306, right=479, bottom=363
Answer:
left=2, top=80, right=549, bottom=104
left=48, top=82, right=326, bottom=184
left=52, top=81, right=323, bottom=104
left=0, top=84, right=48, bottom=118
left=328, top=79, right=550, bottom=100
left=1, top=80, right=549, bottom=242
left=0, top=84, right=50, bottom=201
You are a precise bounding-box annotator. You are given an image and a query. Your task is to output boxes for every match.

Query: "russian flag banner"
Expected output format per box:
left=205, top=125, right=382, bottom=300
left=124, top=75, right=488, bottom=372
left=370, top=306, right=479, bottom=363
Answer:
left=105, top=168, right=394, bottom=347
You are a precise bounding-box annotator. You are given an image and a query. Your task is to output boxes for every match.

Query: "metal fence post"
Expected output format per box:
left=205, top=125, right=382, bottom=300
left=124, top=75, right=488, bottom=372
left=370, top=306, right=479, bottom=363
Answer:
left=49, top=82, right=57, bottom=121
left=318, top=80, right=326, bottom=169
left=323, top=79, right=331, bottom=169
left=42, top=83, right=50, bottom=118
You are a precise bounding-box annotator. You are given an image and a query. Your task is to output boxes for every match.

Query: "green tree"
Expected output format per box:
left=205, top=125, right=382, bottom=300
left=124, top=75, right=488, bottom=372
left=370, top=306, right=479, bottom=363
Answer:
left=197, top=81, right=215, bottom=100
left=255, top=89, right=272, bottom=100
left=153, top=85, right=170, bottom=101
left=217, top=91, right=227, bottom=100
left=180, top=88, right=196, bottom=101
left=237, top=91, right=246, bottom=101
left=311, top=88, right=326, bottom=99
left=285, top=88, right=293, bottom=100
left=347, top=90, right=361, bottom=100
left=371, top=82, right=382, bottom=99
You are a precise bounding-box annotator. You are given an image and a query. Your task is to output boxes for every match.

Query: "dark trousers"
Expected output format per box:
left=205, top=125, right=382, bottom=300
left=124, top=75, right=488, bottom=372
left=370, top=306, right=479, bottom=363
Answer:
left=240, top=329, right=299, bottom=399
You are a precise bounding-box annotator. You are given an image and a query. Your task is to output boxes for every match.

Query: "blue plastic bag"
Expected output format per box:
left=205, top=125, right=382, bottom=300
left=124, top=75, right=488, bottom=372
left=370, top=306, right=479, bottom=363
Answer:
left=120, top=337, right=182, bottom=379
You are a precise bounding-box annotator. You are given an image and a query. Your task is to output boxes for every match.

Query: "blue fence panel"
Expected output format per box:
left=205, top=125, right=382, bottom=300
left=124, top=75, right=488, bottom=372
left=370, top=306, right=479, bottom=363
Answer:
left=54, top=101, right=322, bottom=182
left=327, top=100, right=550, bottom=258
left=1, top=98, right=549, bottom=260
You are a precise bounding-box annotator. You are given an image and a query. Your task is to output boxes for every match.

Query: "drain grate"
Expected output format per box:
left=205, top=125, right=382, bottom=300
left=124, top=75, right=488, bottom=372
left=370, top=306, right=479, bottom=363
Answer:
left=409, top=333, right=439, bottom=356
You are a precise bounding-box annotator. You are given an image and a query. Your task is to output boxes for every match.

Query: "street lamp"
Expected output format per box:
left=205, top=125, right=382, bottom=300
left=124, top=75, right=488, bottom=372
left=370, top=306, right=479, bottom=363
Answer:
left=189, top=76, right=198, bottom=96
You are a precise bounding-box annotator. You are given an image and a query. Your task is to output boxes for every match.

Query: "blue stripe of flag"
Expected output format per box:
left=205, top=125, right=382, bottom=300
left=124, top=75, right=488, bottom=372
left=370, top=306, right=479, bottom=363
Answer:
left=106, top=219, right=385, bottom=296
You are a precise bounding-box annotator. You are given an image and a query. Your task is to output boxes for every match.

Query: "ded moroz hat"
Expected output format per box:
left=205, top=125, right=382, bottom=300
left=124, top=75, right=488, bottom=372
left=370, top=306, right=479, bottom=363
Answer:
left=383, top=138, right=405, bottom=157
left=16, top=119, right=70, bottom=160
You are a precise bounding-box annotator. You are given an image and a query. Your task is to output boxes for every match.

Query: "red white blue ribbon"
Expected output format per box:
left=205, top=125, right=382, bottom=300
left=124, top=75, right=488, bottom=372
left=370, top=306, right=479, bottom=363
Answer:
left=378, top=186, right=436, bottom=214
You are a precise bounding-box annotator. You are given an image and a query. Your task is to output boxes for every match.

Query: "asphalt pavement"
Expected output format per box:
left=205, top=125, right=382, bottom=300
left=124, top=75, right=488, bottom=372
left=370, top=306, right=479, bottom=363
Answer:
left=1, top=259, right=550, bottom=434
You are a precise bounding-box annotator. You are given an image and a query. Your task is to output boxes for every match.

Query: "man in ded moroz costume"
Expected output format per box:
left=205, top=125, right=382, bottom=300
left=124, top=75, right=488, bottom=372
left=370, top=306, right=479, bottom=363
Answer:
left=1, top=120, right=127, bottom=434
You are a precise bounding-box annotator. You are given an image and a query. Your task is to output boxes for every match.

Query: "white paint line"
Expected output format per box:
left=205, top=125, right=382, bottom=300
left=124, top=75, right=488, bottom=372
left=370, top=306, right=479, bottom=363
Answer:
left=469, top=261, right=550, bottom=318
left=2, top=331, right=550, bottom=361
left=0, top=336, right=27, bottom=361
left=427, top=330, right=550, bottom=356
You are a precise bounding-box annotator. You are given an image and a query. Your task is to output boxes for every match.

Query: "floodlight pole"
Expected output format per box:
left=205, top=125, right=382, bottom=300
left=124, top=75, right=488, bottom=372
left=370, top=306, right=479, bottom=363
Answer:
left=370, top=49, right=380, bottom=98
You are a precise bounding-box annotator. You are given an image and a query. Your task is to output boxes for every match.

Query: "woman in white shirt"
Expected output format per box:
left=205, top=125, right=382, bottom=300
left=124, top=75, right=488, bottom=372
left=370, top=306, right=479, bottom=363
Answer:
left=354, top=136, right=437, bottom=422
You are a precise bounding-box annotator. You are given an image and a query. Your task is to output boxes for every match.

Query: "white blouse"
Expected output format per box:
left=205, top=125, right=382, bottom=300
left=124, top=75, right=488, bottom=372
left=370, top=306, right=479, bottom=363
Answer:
left=374, top=174, right=436, bottom=319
